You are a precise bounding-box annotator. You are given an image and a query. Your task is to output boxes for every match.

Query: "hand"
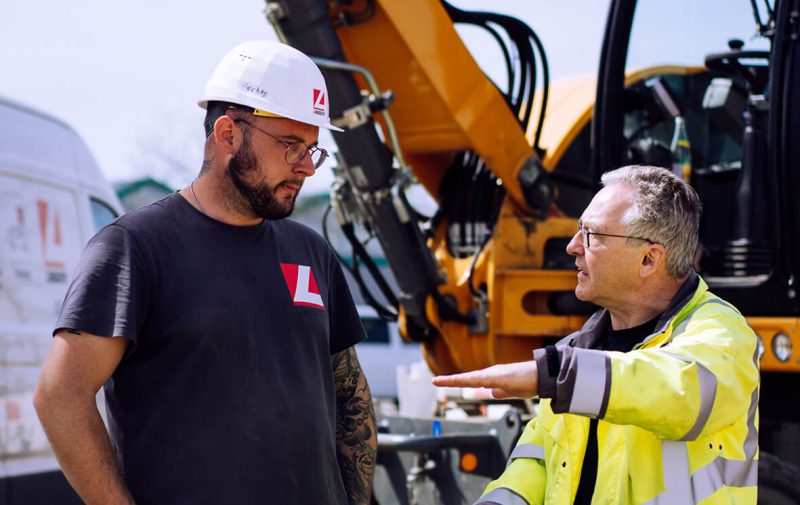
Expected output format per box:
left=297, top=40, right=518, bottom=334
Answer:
left=431, top=361, right=538, bottom=399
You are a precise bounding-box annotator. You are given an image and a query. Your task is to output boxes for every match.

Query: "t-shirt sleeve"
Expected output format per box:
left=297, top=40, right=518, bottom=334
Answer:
left=54, top=223, right=149, bottom=346
left=327, top=252, right=367, bottom=354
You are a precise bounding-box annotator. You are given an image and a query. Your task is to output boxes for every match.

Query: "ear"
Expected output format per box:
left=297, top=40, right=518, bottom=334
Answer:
left=639, top=243, right=666, bottom=278
left=211, top=115, right=237, bottom=154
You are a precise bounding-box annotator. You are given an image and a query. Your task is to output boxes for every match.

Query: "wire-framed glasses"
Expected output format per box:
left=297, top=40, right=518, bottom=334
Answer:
left=578, top=220, right=657, bottom=248
left=233, top=118, right=329, bottom=169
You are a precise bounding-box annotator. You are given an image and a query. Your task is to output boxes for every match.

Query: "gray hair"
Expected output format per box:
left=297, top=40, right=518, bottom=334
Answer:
left=600, top=165, right=702, bottom=278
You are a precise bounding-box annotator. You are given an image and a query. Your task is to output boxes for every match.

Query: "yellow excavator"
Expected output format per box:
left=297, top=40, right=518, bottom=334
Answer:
left=268, top=0, right=800, bottom=502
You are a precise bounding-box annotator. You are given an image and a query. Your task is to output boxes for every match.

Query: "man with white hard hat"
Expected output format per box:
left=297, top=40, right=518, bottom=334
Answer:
left=35, top=40, right=376, bottom=505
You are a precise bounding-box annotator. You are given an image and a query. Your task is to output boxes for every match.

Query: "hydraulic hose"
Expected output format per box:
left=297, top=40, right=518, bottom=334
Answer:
left=276, top=0, right=442, bottom=340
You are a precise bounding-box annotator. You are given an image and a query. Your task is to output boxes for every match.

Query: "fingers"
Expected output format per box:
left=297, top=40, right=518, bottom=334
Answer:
left=431, top=363, right=515, bottom=389
left=432, top=361, right=539, bottom=399
left=430, top=373, right=512, bottom=397
left=433, top=364, right=519, bottom=390
left=431, top=371, right=490, bottom=388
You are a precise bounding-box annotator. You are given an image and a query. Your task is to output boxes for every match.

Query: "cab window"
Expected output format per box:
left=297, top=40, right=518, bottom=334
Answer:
left=90, top=197, right=118, bottom=232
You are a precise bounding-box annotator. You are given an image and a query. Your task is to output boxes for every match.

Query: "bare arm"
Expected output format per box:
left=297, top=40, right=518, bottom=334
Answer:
left=331, top=346, right=377, bottom=505
left=432, top=361, right=539, bottom=399
left=33, top=330, right=135, bottom=505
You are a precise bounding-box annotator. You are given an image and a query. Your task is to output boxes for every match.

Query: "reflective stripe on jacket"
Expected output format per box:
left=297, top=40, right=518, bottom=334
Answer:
left=476, top=275, right=760, bottom=505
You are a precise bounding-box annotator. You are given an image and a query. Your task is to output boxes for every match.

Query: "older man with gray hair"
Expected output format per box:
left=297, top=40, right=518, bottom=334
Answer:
left=435, top=165, right=760, bottom=504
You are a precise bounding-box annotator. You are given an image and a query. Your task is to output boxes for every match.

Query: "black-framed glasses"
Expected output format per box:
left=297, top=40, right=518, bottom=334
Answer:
left=577, top=220, right=656, bottom=248
left=233, top=118, right=329, bottom=169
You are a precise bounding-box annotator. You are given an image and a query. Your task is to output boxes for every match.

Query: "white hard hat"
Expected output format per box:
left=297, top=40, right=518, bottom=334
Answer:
left=199, top=40, right=342, bottom=132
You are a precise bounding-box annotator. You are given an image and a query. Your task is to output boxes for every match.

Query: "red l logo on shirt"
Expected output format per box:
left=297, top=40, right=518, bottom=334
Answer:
left=280, top=263, right=325, bottom=309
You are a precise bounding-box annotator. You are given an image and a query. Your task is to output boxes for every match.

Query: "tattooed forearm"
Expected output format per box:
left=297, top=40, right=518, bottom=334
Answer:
left=332, top=347, right=377, bottom=505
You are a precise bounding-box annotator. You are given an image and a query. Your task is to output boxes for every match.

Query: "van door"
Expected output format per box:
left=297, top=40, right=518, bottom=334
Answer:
left=0, top=173, right=87, bottom=497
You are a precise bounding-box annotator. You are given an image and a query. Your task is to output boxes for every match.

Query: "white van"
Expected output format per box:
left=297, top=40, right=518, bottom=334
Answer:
left=0, top=96, right=122, bottom=503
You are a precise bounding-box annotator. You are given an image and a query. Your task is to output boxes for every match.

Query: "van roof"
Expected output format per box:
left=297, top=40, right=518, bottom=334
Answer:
left=0, top=94, right=121, bottom=210
left=0, top=95, right=74, bottom=132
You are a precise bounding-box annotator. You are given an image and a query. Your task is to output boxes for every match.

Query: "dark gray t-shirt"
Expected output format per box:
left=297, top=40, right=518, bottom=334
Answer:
left=56, top=193, right=365, bottom=505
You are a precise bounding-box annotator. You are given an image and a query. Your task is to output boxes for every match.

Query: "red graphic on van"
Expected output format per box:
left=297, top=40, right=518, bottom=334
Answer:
left=36, top=199, right=64, bottom=270
left=6, top=400, right=20, bottom=421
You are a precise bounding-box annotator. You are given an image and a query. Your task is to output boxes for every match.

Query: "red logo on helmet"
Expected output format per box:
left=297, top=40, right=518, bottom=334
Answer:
left=312, top=89, right=326, bottom=115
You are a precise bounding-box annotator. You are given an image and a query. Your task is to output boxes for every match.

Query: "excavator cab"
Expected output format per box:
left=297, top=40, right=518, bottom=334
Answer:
left=593, top=1, right=785, bottom=297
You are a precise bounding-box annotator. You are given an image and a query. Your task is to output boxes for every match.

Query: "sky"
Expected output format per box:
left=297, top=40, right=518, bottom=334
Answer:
left=1, top=0, right=769, bottom=196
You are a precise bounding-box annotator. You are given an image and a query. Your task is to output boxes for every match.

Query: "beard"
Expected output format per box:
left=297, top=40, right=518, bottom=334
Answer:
left=227, top=135, right=301, bottom=220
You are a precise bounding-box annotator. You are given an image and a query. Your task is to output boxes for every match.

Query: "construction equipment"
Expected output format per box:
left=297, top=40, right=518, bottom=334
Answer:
left=268, top=0, right=800, bottom=502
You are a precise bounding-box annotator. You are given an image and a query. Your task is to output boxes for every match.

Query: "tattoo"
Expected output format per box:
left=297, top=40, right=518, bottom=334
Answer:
left=332, top=347, right=377, bottom=505
left=199, top=157, right=213, bottom=175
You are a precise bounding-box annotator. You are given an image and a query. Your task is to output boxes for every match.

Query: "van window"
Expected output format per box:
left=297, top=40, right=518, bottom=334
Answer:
left=361, top=317, right=391, bottom=344
left=90, top=198, right=118, bottom=232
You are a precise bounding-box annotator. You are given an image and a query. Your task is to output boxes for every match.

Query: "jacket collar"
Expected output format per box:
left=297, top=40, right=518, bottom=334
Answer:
left=652, top=270, right=701, bottom=335
left=562, top=271, right=701, bottom=349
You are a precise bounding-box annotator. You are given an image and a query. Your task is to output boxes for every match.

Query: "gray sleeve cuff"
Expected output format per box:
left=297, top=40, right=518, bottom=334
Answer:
left=533, top=347, right=557, bottom=401
left=534, top=346, right=611, bottom=418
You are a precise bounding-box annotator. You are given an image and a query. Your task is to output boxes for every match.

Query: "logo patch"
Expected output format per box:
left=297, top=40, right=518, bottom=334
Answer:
left=312, top=88, right=326, bottom=115
left=280, top=263, right=324, bottom=309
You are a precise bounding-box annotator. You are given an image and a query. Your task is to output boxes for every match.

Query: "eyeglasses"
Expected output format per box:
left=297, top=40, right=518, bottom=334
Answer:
left=233, top=118, right=329, bottom=169
left=577, top=220, right=656, bottom=248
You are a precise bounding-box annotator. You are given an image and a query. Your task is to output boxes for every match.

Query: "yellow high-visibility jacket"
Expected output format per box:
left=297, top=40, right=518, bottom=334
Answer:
left=477, top=274, right=760, bottom=505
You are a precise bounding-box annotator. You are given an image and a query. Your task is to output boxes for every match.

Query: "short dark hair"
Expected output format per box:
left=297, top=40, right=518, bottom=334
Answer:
left=203, top=101, right=256, bottom=137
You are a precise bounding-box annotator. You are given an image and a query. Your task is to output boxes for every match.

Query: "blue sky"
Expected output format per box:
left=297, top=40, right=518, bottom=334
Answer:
left=0, top=1, right=768, bottom=195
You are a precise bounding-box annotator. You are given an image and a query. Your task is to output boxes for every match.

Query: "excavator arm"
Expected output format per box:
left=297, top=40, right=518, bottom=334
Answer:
left=269, top=0, right=580, bottom=374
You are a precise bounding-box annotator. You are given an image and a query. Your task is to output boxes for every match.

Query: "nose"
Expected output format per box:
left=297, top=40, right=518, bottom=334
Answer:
left=292, top=155, right=316, bottom=177
left=566, top=229, right=583, bottom=256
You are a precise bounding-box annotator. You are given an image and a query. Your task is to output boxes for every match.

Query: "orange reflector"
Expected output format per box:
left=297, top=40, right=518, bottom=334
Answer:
left=460, top=452, right=478, bottom=473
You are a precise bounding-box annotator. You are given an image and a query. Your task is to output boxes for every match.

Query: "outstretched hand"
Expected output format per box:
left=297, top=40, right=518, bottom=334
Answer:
left=431, top=361, right=538, bottom=399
